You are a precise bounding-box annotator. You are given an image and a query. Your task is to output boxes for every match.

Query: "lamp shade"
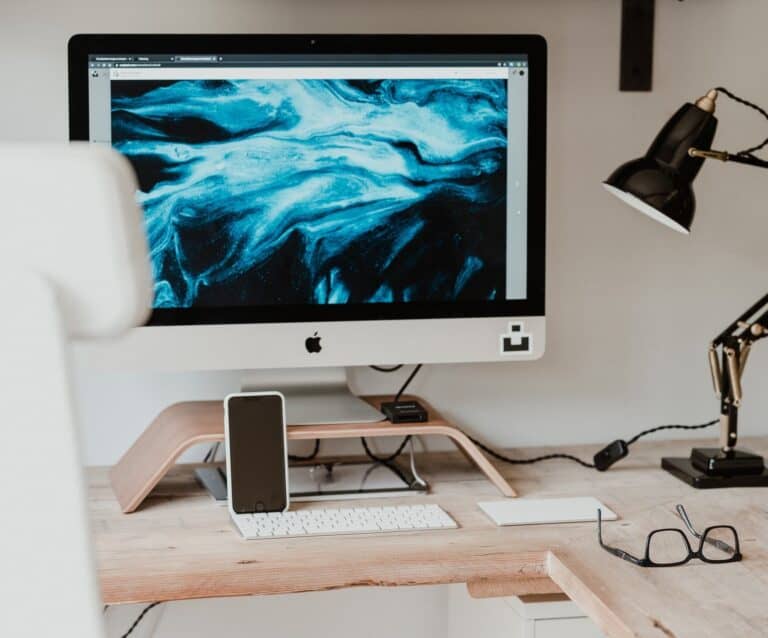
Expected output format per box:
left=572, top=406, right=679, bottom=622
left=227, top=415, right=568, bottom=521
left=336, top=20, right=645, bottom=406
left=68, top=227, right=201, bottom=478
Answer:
left=604, top=98, right=719, bottom=234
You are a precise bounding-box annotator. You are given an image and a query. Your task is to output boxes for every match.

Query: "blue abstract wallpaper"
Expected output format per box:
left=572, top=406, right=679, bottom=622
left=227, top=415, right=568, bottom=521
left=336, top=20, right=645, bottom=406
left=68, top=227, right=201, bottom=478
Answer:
left=111, top=78, right=508, bottom=308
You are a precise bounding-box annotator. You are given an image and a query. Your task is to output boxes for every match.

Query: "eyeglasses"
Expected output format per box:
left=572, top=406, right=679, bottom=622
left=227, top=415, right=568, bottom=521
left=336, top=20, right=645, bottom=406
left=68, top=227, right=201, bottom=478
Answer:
left=597, top=504, right=742, bottom=567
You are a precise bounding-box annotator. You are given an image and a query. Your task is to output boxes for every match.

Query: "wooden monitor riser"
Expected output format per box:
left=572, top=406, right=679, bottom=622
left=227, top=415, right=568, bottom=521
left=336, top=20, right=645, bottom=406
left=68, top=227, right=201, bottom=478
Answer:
left=110, top=395, right=516, bottom=513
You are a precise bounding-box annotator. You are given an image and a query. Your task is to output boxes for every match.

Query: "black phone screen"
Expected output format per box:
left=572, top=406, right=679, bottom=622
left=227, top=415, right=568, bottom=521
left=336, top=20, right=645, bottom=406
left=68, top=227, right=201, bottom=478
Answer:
left=227, top=394, right=287, bottom=514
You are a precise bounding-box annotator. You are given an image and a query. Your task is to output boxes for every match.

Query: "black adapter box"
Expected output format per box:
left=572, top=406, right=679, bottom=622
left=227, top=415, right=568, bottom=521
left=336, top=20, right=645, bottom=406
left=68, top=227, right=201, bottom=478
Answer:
left=381, top=400, right=429, bottom=423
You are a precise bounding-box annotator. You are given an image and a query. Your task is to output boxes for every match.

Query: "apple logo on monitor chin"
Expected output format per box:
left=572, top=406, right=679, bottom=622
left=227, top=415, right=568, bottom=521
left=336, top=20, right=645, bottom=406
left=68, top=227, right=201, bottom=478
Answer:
left=305, top=332, right=322, bottom=354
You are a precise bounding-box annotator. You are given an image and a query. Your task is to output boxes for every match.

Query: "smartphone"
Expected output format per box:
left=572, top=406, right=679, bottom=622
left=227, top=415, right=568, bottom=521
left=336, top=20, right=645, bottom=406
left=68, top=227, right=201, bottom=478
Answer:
left=224, top=392, right=289, bottom=514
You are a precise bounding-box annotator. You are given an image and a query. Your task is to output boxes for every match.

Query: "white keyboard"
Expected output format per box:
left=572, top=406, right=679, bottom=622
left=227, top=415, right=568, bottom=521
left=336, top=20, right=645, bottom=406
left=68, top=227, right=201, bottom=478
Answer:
left=232, top=504, right=458, bottom=539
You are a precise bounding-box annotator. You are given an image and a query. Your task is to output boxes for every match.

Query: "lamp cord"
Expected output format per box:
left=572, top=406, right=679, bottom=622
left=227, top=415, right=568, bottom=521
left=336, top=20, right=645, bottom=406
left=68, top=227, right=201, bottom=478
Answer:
left=469, top=418, right=718, bottom=469
left=715, top=86, right=768, bottom=158
left=366, top=367, right=718, bottom=469
left=468, top=438, right=597, bottom=469
left=624, top=419, right=718, bottom=446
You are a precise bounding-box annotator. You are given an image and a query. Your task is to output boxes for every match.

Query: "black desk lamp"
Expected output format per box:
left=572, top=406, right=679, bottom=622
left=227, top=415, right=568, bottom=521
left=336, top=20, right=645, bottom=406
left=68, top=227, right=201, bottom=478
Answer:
left=604, top=87, right=768, bottom=488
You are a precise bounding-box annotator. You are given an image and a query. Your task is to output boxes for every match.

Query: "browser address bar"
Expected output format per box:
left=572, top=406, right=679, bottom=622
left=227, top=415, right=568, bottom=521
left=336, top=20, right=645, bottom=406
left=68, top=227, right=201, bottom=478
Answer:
left=109, top=66, right=510, bottom=81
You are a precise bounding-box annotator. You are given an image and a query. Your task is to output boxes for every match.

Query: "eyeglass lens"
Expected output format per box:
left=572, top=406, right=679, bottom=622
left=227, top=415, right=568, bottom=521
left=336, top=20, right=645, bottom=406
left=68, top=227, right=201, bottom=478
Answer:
left=648, top=530, right=689, bottom=565
left=701, top=527, right=738, bottom=562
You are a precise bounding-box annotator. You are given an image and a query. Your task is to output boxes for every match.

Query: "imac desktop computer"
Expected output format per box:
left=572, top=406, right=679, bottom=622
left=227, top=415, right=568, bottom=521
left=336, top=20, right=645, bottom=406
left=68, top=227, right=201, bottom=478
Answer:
left=68, top=34, right=547, bottom=426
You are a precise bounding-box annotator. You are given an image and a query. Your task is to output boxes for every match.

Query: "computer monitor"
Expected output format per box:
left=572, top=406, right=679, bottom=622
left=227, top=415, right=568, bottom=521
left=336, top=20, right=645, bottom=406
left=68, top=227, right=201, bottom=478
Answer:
left=68, top=35, right=546, bottom=423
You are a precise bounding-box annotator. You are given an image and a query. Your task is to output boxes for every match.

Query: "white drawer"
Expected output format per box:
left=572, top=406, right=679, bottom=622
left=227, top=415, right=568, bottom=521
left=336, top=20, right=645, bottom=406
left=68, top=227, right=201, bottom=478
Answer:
left=534, top=617, right=606, bottom=638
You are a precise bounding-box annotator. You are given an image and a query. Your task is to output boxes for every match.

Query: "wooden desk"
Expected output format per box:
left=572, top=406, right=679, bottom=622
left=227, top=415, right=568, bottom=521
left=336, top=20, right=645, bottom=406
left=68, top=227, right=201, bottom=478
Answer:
left=88, top=437, right=768, bottom=638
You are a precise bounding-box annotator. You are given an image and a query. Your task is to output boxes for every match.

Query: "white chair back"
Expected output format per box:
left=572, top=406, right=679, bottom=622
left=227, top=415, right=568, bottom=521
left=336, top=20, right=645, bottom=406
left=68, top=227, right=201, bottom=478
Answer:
left=0, top=144, right=152, bottom=637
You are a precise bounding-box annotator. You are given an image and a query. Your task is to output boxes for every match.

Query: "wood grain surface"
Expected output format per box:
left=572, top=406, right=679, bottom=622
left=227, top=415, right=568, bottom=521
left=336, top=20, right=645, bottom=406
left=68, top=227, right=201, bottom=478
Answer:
left=90, top=436, right=768, bottom=638
left=109, top=396, right=514, bottom=513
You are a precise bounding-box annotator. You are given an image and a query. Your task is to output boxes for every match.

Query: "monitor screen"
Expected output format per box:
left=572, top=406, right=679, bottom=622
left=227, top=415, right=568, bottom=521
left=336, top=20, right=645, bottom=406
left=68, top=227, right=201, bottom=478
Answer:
left=72, top=36, right=545, bottom=327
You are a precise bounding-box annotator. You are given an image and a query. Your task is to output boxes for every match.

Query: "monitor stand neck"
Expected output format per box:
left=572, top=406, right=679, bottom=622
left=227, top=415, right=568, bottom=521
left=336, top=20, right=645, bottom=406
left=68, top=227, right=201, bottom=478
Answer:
left=240, top=367, right=383, bottom=426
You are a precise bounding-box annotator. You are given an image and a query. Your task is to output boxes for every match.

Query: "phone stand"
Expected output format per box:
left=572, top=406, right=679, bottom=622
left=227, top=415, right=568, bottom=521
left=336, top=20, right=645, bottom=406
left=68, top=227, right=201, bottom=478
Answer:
left=110, top=395, right=517, bottom=513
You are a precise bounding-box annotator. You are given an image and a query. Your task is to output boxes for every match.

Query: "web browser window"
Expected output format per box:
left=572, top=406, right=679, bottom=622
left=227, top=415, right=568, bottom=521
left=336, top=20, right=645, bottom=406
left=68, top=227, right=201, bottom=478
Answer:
left=87, top=54, right=529, bottom=310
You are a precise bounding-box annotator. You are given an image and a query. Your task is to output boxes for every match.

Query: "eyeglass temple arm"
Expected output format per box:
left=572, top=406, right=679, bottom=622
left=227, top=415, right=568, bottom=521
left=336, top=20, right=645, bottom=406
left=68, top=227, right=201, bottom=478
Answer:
left=675, top=505, right=701, bottom=538
left=675, top=505, right=737, bottom=554
left=597, top=510, right=645, bottom=566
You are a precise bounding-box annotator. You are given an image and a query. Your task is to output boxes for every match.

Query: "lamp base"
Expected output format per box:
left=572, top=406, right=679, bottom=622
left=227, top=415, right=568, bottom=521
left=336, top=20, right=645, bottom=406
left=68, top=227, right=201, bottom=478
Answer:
left=662, top=449, right=768, bottom=489
left=690, top=447, right=765, bottom=475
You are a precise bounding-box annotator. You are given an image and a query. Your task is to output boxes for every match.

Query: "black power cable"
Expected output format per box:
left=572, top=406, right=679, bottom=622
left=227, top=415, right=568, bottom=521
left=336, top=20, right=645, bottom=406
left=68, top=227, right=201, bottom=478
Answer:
left=715, top=86, right=768, bottom=158
left=203, top=441, right=220, bottom=463
left=367, top=365, right=718, bottom=471
left=393, top=364, right=422, bottom=403
left=625, top=420, right=718, bottom=446
left=469, top=418, right=719, bottom=471
left=361, top=435, right=412, bottom=464
left=289, top=439, right=321, bottom=462
left=363, top=364, right=423, bottom=463
left=120, top=602, right=162, bottom=638
left=370, top=364, right=403, bottom=373
left=469, top=438, right=597, bottom=469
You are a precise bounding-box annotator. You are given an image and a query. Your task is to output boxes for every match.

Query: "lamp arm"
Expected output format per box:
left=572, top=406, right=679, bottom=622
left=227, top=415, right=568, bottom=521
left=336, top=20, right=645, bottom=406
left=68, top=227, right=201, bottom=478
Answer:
left=755, top=313, right=768, bottom=337
left=712, top=292, right=768, bottom=348
left=708, top=293, right=768, bottom=452
left=689, top=148, right=768, bottom=169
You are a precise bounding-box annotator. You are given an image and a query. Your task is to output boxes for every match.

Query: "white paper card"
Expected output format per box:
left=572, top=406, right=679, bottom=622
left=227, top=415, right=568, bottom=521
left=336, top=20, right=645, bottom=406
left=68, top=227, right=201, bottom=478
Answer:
left=478, top=497, right=618, bottom=527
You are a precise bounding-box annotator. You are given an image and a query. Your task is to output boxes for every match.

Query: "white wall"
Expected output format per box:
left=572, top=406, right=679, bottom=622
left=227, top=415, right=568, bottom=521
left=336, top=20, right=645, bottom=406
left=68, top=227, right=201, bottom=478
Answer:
left=1, top=0, right=767, bottom=465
